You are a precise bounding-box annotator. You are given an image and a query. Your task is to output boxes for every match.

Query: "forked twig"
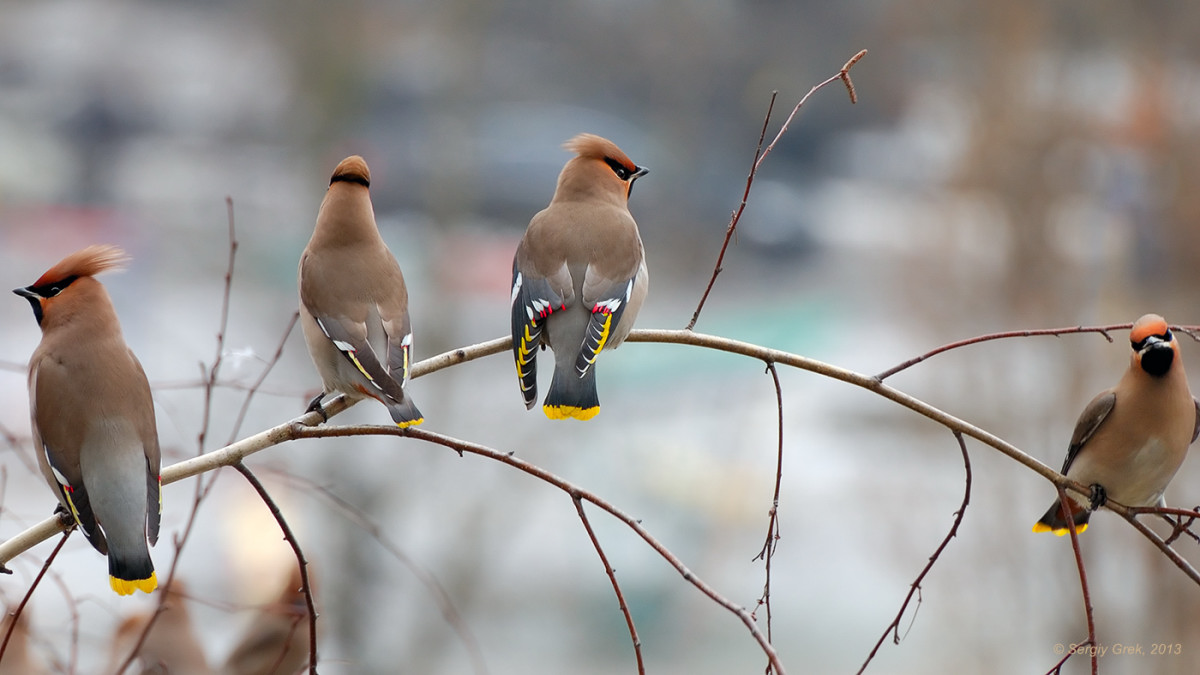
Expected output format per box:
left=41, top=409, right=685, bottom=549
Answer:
left=687, top=50, right=865, bottom=330
left=752, top=362, right=785, bottom=675
left=858, top=431, right=971, bottom=674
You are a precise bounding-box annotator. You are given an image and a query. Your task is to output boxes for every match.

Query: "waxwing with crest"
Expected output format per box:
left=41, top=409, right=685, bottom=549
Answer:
left=1034, top=314, right=1200, bottom=535
left=299, top=155, right=423, bottom=427
left=511, top=133, right=649, bottom=420
left=14, top=245, right=161, bottom=595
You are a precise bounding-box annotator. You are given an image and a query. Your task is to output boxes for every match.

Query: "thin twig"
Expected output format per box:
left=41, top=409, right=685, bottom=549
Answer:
left=857, top=431, right=971, bottom=674
left=117, top=198, right=240, bottom=674
left=876, top=325, right=1125, bottom=381
left=233, top=462, right=319, bottom=674
left=572, top=495, right=645, bottom=675
left=687, top=50, right=865, bottom=330
left=1060, top=485, right=1097, bottom=675
left=686, top=90, right=774, bottom=331
left=752, top=362, right=785, bottom=675
left=0, top=531, right=68, bottom=669
left=227, top=311, right=301, bottom=445
left=198, top=195, right=239, bottom=454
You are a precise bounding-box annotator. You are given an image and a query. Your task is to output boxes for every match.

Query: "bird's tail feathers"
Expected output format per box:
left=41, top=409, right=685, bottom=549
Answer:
left=110, top=555, right=157, bottom=596
left=1032, top=498, right=1091, bottom=536
left=387, top=397, right=424, bottom=428
left=544, top=367, right=599, bottom=421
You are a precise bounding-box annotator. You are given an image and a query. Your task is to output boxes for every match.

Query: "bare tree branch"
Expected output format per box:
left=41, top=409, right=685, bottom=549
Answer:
left=233, top=462, right=318, bottom=674
left=687, top=51, right=865, bottom=330
left=572, top=495, right=644, bottom=675
left=876, top=324, right=1124, bottom=381
left=752, top=362, right=785, bottom=675
left=858, top=431, right=971, bottom=674
left=1060, top=486, right=1097, bottom=675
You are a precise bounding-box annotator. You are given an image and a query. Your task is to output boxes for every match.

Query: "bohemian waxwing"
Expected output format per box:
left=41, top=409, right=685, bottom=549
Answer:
left=107, top=580, right=210, bottom=675
left=299, top=155, right=423, bottom=427
left=223, top=565, right=313, bottom=675
left=1034, top=313, right=1200, bottom=535
left=14, top=246, right=161, bottom=595
left=511, top=133, right=649, bottom=420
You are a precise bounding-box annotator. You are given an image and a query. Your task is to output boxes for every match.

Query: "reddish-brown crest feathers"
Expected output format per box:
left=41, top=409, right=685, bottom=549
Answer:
left=331, top=155, right=371, bottom=186
left=35, top=244, right=129, bottom=286
left=1131, top=313, right=1169, bottom=343
left=563, top=133, right=637, bottom=172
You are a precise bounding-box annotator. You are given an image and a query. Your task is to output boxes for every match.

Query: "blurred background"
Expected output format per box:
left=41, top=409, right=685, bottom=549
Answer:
left=1, top=0, right=1199, bottom=673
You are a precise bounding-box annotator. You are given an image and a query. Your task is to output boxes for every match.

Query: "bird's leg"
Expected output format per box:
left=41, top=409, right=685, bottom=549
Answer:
left=1088, top=484, right=1108, bottom=511
left=305, top=392, right=329, bottom=422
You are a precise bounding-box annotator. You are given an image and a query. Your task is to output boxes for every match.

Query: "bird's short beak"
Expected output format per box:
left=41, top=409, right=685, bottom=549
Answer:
left=1139, top=335, right=1167, bottom=354
left=632, top=166, right=649, bottom=180
left=13, top=287, right=37, bottom=300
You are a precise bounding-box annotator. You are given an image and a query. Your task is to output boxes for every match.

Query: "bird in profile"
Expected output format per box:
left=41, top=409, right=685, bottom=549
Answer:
left=14, top=245, right=161, bottom=595
left=1034, top=313, right=1200, bottom=535
left=511, top=133, right=649, bottom=420
left=299, top=155, right=423, bottom=427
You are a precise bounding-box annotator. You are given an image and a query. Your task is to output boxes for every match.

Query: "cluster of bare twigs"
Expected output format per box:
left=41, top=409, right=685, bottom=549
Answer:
left=1, top=48, right=1197, bottom=675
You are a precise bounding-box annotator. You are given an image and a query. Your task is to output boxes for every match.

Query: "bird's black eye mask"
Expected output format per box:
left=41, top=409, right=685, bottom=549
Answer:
left=604, top=157, right=647, bottom=182
left=12, top=275, right=78, bottom=326
left=30, top=276, right=79, bottom=299
left=1131, top=329, right=1171, bottom=352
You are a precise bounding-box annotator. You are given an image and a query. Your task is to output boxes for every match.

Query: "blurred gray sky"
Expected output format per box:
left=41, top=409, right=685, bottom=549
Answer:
left=2, top=1, right=1200, bottom=673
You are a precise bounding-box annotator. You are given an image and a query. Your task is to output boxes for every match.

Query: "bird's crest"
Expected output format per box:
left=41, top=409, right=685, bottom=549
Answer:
left=563, top=133, right=638, bottom=173
left=1131, top=313, right=1170, bottom=344
left=330, top=155, right=371, bottom=188
left=34, top=245, right=128, bottom=287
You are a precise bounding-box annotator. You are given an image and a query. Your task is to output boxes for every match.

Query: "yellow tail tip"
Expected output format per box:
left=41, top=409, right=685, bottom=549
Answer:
left=111, top=571, right=158, bottom=596
left=543, top=404, right=599, bottom=421
left=397, top=416, right=424, bottom=429
left=1031, top=522, right=1087, bottom=536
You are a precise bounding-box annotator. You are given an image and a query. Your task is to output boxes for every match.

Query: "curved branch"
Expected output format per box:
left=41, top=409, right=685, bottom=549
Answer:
left=0, top=329, right=1094, bottom=573
left=572, top=496, right=644, bottom=674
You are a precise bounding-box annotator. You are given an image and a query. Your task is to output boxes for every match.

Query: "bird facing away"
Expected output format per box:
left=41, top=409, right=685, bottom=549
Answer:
left=511, top=133, right=649, bottom=420
left=1034, top=314, right=1200, bottom=535
left=299, top=155, right=423, bottom=427
left=14, top=245, right=161, bottom=595
left=107, top=580, right=210, bottom=675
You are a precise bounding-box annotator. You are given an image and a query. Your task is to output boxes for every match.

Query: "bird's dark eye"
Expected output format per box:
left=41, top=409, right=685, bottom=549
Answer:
left=34, top=275, right=78, bottom=298
left=604, top=158, right=632, bottom=181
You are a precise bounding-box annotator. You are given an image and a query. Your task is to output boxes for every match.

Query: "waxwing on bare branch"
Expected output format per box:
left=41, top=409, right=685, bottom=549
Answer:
left=14, top=245, right=161, bottom=595
left=299, top=155, right=423, bottom=427
left=1034, top=314, right=1200, bottom=535
left=511, top=133, right=649, bottom=420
